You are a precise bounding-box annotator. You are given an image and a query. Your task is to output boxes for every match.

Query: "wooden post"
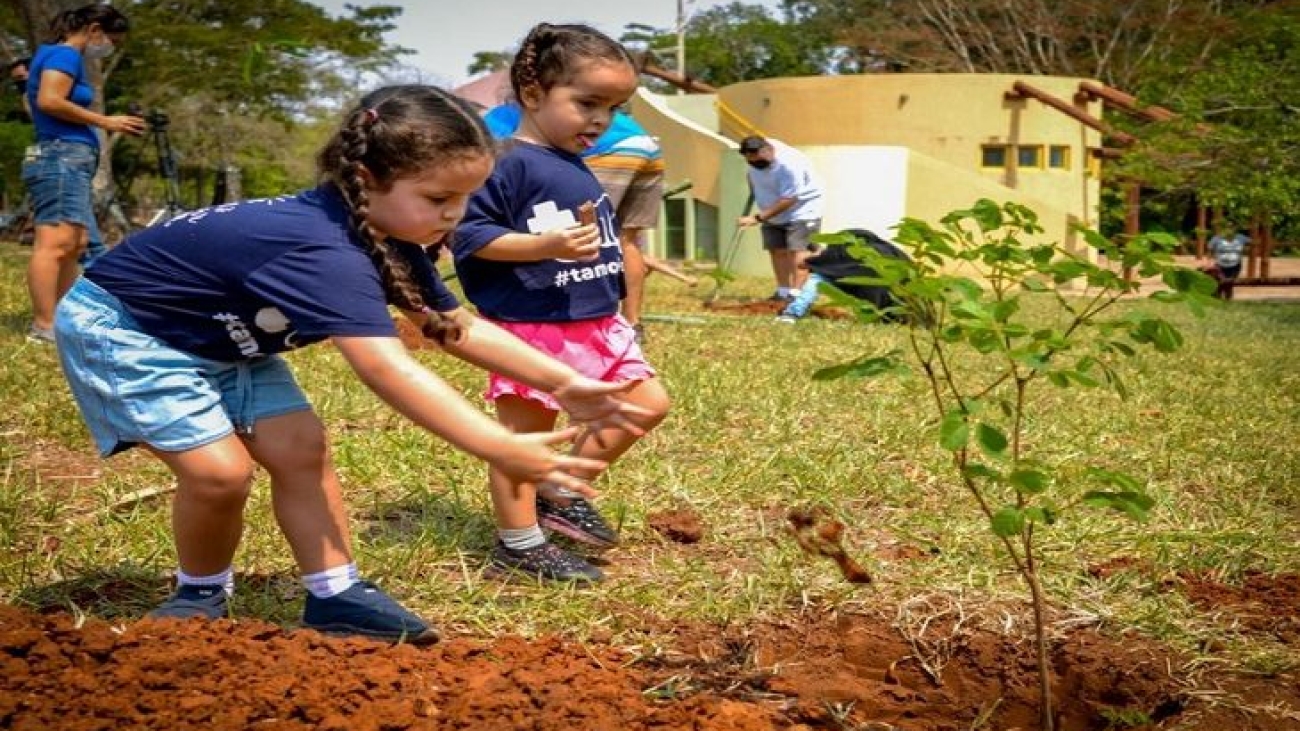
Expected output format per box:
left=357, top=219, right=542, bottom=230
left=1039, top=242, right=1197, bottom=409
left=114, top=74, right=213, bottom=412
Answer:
left=1196, top=205, right=1208, bottom=259
left=1248, top=215, right=1261, bottom=278
left=1123, top=183, right=1141, bottom=280
left=1262, top=219, right=1274, bottom=279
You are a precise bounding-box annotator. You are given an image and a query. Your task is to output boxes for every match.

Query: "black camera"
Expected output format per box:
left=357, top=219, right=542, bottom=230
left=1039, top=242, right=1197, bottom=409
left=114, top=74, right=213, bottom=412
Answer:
left=127, top=103, right=169, bottom=130
left=145, top=109, right=169, bottom=130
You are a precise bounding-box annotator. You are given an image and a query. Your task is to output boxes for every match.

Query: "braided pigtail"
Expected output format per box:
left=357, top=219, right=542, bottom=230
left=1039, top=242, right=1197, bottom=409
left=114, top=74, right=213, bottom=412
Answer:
left=509, top=23, right=635, bottom=101
left=318, top=85, right=496, bottom=346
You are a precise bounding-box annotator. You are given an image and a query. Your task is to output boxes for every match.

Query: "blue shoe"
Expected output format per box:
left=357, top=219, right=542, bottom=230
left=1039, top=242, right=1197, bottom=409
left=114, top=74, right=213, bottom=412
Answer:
left=489, top=541, right=604, bottom=583
left=302, top=580, right=438, bottom=645
left=537, top=496, right=619, bottom=548
left=149, top=584, right=229, bottom=620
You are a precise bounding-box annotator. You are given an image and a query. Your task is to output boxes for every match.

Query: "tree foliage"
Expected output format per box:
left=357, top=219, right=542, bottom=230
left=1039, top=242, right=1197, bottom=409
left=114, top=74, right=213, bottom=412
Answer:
left=782, top=0, right=1276, bottom=90
left=1115, top=3, right=1300, bottom=236
left=0, top=0, right=409, bottom=208
left=622, top=2, right=835, bottom=89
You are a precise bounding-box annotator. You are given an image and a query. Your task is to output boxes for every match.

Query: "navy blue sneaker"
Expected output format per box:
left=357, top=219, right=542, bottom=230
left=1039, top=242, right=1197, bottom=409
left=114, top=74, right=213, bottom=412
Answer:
left=537, top=496, right=619, bottom=548
left=302, top=581, right=438, bottom=645
left=149, top=584, right=229, bottom=620
left=490, top=541, right=604, bottom=583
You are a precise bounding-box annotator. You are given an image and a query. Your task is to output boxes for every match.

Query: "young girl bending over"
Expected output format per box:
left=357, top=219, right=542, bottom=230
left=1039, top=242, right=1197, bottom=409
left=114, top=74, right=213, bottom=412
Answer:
left=453, top=24, right=672, bottom=583
left=53, top=85, right=646, bottom=643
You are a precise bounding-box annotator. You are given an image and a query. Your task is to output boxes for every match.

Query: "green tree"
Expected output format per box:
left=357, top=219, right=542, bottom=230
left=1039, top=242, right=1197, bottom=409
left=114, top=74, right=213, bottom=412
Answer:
left=467, top=50, right=512, bottom=77
left=1, top=0, right=410, bottom=209
left=783, top=0, right=1275, bottom=89
left=1116, top=3, right=1300, bottom=240
left=622, top=2, right=834, bottom=89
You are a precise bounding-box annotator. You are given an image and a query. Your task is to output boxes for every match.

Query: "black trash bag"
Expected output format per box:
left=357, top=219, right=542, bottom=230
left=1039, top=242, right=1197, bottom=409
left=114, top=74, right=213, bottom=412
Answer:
left=806, top=228, right=910, bottom=315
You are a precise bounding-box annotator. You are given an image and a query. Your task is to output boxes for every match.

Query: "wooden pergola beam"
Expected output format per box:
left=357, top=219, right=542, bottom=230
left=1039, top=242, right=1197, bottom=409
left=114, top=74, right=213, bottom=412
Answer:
left=1006, top=80, right=1136, bottom=146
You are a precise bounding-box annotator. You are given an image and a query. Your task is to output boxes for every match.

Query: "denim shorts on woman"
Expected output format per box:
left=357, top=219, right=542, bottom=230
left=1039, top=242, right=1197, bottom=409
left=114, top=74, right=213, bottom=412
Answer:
left=21, top=139, right=99, bottom=229
left=55, top=278, right=311, bottom=457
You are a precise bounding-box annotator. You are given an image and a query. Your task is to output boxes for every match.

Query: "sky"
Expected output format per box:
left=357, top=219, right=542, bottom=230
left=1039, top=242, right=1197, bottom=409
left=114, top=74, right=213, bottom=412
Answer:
left=309, top=0, right=783, bottom=88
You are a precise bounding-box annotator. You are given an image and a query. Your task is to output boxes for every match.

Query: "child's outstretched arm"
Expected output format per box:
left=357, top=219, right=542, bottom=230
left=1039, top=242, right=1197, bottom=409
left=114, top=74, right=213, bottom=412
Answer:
left=332, top=335, right=608, bottom=491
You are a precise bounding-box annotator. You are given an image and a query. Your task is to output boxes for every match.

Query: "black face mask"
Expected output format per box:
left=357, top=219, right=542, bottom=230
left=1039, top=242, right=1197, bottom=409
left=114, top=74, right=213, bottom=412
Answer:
left=747, top=159, right=771, bottom=170
left=11, top=80, right=25, bottom=96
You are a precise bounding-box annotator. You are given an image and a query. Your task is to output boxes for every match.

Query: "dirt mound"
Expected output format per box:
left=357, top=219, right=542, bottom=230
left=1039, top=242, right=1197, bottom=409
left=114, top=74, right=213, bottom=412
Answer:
left=5, top=598, right=1295, bottom=730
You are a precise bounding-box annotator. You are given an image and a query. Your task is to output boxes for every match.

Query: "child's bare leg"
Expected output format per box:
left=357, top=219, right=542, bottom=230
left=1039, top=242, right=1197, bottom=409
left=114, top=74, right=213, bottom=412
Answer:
left=565, top=377, right=670, bottom=472
left=488, top=395, right=603, bottom=582
left=246, top=410, right=434, bottom=640
left=150, top=436, right=256, bottom=577
left=245, top=410, right=353, bottom=574
left=489, top=395, right=559, bottom=529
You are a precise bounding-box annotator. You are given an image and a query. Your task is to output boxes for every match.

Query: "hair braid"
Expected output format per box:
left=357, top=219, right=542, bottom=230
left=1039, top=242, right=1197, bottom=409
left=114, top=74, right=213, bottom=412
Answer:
left=319, top=86, right=495, bottom=346
left=509, top=22, right=634, bottom=101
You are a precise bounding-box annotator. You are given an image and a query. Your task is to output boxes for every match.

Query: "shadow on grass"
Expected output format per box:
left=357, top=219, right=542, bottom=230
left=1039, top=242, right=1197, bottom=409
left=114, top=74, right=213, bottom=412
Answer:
left=1, top=311, right=31, bottom=336
left=354, top=489, right=498, bottom=556
left=14, top=567, right=304, bottom=626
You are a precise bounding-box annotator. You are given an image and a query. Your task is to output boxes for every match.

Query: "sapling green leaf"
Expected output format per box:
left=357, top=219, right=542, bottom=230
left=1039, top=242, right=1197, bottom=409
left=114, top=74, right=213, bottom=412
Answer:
left=939, top=410, right=970, bottom=450
left=991, top=507, right=1025, bottom=537
left=1010, top=469, right=1051, bottom=494
left=963, top=462, right=1002, bottom=482
left=976, top=423, right=1009, bottom=456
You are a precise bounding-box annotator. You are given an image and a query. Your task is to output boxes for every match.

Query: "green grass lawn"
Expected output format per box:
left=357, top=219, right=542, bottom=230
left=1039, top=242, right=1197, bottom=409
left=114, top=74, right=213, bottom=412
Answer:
left=0, top=242, right=1296, bottom=677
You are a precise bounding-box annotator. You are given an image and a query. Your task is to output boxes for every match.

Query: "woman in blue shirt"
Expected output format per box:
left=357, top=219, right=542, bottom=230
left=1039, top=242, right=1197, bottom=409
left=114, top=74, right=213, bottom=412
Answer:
left=21, top=3, right=143, bottom=343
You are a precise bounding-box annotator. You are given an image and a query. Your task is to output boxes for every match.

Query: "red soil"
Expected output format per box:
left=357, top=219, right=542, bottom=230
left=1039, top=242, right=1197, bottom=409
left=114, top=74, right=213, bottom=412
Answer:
left=2, top=565, right=1296, bottom=731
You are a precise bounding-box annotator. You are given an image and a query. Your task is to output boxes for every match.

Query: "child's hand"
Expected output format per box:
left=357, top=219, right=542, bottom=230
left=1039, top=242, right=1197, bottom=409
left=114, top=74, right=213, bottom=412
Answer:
left=552, top=376, right=652, bottom=441
left=494, top=427, right=607, bottom=492
left=543, top=225, right=601, bottom=261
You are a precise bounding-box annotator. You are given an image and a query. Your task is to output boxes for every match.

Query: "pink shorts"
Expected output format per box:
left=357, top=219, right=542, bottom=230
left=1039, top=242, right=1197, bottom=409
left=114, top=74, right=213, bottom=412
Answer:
left=486, top=315, right=656, bottom=411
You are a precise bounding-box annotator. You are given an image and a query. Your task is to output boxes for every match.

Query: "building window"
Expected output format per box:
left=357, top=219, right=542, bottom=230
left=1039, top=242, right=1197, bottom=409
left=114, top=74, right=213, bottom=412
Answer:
left=1049, top=145, right=1071, bottom=169
left=1017, top=145, right=1043, bottom=168
left=981, top=145, right=1008, bottom=168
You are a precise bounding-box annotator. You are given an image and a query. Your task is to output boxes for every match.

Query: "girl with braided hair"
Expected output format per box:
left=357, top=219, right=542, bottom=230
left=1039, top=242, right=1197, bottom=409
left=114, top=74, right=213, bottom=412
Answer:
left=453, top=23, right=671, bottom=583
left=52, top=84, right=648, bottom=643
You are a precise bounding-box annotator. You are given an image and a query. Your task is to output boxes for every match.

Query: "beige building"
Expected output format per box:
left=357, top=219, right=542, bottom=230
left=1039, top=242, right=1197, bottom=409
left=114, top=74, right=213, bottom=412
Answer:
left=628, top=74, right=1106, bottom=277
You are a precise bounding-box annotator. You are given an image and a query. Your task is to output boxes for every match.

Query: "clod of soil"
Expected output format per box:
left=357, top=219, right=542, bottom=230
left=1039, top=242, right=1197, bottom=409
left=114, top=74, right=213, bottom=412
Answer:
left=787, top=506, right=872, bottom=584
left=647, top=508, right=706, bottom=544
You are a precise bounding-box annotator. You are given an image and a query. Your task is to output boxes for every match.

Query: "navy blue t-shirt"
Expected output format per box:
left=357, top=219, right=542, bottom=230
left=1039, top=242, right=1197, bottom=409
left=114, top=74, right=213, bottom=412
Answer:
left=86, top=186, right=459, bottom=361
left=453, top=141, right=624, bottom=322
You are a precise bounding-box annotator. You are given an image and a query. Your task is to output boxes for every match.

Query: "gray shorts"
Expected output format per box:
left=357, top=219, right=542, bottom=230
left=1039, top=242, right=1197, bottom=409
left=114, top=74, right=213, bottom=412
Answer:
left=55, top=278, right=311, bottom=457
left=761, top=219, right=821, bottom=252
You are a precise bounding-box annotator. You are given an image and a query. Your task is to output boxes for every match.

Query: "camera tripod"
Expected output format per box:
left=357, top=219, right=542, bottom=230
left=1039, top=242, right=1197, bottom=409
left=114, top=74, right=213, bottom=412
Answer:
left=142, top=109, right=186, bottom=227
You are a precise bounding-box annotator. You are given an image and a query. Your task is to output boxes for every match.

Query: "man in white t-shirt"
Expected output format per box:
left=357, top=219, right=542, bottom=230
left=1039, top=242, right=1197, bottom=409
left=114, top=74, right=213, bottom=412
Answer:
left=736, top=135, right=825, bottom=301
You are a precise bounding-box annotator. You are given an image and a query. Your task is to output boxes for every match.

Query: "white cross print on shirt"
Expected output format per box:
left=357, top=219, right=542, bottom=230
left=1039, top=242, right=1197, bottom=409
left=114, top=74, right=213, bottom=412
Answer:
left=526, top=201, right=577, bottom=233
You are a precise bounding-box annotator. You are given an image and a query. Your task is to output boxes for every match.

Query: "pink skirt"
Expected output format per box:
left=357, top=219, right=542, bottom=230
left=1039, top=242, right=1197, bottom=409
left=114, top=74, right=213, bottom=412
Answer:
left=485, top=315, right=656, bottom=411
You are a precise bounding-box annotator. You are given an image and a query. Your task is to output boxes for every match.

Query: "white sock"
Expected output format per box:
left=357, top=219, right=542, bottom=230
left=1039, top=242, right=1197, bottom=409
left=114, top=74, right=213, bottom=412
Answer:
left=777, top=287, right=793, bottom=297
left=302, top=563, right=359, bottom=599
left=177, top=566, right=235, bottom=597
left=499, top=525, right=546, bottom=551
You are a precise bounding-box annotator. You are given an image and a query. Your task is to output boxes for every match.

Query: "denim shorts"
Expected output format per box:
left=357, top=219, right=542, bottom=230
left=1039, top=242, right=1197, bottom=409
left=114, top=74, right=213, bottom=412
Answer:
left=55, top=278, right=311, bottom=457
left=21, top=139, right=99, bottom=229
